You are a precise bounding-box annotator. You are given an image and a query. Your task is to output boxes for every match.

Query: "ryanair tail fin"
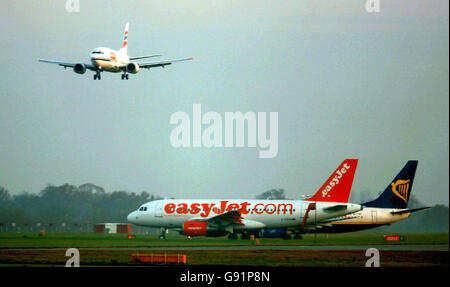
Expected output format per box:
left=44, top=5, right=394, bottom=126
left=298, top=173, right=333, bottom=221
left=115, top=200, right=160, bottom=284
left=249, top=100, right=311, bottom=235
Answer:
left=363, top=160, right=418, bottom=209
left=119, top=22, right=129, bottom=55
left=306, top=159, right=358, bottom=203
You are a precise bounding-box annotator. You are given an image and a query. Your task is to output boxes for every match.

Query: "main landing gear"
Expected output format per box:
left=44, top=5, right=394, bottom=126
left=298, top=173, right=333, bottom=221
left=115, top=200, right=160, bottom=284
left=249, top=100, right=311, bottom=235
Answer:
left=93, top=71, right=101, bottom=80
left=121, top=73, right=129, bottom=80
left=227, top=233, right=238, bottom=240
left=240, top=233, right=251, bottom=240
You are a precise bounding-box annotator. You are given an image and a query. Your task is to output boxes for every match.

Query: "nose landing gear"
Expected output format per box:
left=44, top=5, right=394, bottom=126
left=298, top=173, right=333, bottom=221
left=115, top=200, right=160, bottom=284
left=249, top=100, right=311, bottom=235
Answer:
left=159, top=227, right=167, bottom=239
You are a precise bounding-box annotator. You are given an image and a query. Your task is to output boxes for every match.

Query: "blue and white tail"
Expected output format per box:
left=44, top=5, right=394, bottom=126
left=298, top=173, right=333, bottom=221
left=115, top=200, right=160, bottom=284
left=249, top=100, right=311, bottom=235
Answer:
left=119, top=22, right=129, bottom=55
left=363, top=160, right=418, bottom=209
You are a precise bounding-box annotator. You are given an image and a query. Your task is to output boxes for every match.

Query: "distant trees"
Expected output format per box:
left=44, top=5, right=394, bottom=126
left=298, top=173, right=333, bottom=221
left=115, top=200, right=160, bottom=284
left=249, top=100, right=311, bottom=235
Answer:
left=0, top=184, right=161, bottom=231
left=255, top=188, right=288, bottom=200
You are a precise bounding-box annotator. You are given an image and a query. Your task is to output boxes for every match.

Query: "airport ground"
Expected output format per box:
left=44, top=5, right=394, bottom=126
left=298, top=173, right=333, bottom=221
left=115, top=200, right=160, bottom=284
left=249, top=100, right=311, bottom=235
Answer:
left=0, top=232, right=448, bottom=267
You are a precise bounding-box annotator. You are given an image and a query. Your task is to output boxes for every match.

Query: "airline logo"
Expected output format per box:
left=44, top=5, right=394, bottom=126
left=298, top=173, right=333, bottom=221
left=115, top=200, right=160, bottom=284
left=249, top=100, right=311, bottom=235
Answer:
left=391, top=179, right=410, bottom=203
left=305, top=159, right=358, bottom=203
left=122, top=31, right=128, bottom=48
left=321, top=162, right=351, bottom=198
left=164, top=201, right=294, bottom=218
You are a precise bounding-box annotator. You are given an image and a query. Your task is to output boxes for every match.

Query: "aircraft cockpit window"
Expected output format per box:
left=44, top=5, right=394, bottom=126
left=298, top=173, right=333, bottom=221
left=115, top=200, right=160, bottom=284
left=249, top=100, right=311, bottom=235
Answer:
left=92, top=51, right=104, bottom=54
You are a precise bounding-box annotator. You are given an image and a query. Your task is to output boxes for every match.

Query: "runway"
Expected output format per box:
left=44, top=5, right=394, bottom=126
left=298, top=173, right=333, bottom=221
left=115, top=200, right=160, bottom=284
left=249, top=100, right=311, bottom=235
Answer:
left=2, top=244, right=448, bottom=252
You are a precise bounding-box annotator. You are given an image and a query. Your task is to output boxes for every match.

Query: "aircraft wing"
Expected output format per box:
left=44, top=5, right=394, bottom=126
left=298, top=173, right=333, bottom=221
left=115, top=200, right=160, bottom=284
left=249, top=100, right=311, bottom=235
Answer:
left=136, top=57, right=193, bottom=69
left=129, top=55, right=162, bottom=60
left=193, top=210, right=244, bottom=226
left=38, top=59, right=97, bottom=71
left=390, top=207, right=431, bottom=215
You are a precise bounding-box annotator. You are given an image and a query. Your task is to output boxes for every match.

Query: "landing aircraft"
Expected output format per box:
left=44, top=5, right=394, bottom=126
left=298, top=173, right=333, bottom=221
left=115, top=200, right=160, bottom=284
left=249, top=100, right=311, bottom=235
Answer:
left=39, top=22, right=192, bottom=80
left=127, top=159, right=361, bottom=239
left=313, top=160, right=430, bottom=233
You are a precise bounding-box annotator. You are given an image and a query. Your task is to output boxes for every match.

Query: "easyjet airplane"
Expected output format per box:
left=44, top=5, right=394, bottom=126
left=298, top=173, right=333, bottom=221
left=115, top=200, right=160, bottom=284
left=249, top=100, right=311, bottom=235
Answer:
left=127, top=159, right=361, bottom=239
left=39, top=22, right=192, bottom=80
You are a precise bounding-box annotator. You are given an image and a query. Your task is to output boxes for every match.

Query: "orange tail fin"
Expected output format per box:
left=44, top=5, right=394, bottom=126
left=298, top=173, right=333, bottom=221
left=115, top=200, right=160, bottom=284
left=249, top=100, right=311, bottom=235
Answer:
left=306, top=159, right=358, bottom=203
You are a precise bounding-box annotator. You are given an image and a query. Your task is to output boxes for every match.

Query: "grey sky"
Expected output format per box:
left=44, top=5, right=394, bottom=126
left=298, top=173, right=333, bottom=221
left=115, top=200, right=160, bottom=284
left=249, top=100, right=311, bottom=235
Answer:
left=0, top=0, right=448, bottom=206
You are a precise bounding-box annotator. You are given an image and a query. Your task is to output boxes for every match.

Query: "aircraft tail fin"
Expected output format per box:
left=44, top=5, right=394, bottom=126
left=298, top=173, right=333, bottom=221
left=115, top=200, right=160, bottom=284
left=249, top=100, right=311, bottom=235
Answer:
left=119, top=22, right=129, bottom=55
left=306, top=159, right=358, bottom=203
left=363, top=160, right=418, bottom=209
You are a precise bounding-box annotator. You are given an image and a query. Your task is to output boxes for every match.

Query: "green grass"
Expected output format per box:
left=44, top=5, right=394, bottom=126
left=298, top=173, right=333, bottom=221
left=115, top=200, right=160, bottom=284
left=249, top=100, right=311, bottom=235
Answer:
left=0, top=232, right=448, bottom=249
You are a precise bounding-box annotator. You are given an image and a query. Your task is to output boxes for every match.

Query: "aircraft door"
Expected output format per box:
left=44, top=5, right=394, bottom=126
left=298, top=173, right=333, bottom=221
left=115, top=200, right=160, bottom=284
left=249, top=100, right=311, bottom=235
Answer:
left=155, top=202, right=163, bottom=217
left=371, top=210, right=377, bottom=224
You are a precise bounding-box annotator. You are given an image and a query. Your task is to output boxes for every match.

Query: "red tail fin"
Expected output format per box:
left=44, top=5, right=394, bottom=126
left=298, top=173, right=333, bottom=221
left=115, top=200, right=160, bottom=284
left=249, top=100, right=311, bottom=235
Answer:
left=306, top=159, right=358, bottom=203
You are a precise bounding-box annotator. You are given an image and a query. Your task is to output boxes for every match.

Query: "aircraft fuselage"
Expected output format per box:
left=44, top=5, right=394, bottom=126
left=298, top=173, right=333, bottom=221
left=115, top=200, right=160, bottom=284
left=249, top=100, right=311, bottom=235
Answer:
left=90, top=47, right=129, bottom=72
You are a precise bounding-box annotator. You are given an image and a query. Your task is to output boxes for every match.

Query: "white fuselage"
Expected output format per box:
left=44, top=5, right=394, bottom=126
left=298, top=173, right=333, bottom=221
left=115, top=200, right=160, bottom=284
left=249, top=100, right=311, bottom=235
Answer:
left=90, top=47, right=129, bottom=72
left=127, top=199, right=362, bottom=231
left=329, top=207, right=411, bottom=226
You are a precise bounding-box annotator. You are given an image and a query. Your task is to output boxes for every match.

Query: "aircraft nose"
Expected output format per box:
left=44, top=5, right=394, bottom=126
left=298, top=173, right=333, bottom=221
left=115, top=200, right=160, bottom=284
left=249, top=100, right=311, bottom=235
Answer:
left=127, top=211, right=137, bottom=223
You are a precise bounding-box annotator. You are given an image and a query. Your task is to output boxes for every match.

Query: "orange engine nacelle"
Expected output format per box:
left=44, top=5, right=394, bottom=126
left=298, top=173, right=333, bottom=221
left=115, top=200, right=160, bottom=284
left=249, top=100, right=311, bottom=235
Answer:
left=183, top=221, right=208, bottom=236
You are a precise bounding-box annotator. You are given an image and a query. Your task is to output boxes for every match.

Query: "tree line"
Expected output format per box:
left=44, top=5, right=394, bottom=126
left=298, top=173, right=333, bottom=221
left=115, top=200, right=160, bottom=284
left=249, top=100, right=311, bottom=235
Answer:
left=0, top=183, right=160, bottom=231
left=0, top=185, right=448, bottom=233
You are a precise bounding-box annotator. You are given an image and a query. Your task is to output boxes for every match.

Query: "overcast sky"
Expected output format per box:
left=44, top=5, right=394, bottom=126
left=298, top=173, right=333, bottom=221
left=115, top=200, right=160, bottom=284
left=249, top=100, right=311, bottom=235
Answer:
left=0, top=0, right=448, bottom=206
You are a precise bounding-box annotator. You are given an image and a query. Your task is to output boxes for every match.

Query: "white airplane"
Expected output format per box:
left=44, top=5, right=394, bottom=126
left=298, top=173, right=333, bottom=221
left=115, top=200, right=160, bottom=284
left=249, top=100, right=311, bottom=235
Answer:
left=127, top=159, right=362, bottom=239
left=39, top=22, right=192, bottom=80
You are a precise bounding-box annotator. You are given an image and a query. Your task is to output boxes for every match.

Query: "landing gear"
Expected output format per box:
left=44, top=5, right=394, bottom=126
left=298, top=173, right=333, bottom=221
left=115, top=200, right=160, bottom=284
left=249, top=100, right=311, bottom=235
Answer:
left=227, top=233, right=238, bottom=240
left=159, top=227, right=167, bottom=239
left=294, top=234, right=303, bottom=240
left=121, top=73, right=129, bottom=80
left=240, top=233, right=251, bottom=240
left=282, top=234, right=292, bottom=240
left=93, top=71, right=101, bottom=80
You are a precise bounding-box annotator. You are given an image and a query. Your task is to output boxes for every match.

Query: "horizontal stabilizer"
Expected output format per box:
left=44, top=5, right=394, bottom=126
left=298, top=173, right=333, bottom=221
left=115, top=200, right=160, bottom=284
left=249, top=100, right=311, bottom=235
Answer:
left=323, top=205, right=347, bottom=212
left=390, top=206, right=431, bottom=215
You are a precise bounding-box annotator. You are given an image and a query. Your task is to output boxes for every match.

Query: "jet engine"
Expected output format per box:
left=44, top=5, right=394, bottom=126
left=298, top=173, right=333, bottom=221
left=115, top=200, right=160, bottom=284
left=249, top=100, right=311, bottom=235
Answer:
left=182, top=221, right=228, bottom=237
left=126, top=63, right=140, bottom=74
left=73, top=63, right=86, bottom=74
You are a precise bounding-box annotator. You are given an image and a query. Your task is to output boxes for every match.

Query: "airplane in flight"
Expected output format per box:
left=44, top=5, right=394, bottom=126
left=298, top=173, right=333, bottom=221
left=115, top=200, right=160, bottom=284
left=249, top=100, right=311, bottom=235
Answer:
left=313, top=160, right=430, bottom=233
left=127, top=159, right=361, bottom=239
left=39, top=22, right=192, bottom=80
